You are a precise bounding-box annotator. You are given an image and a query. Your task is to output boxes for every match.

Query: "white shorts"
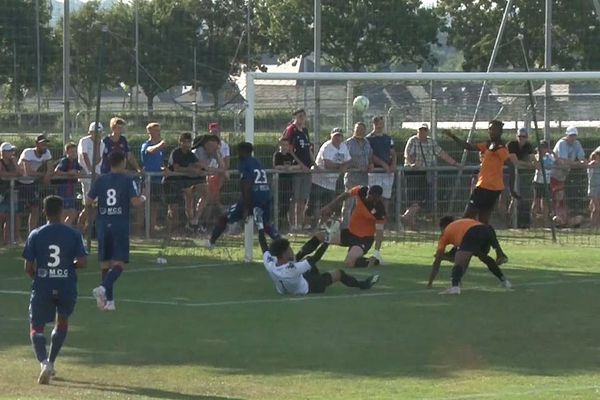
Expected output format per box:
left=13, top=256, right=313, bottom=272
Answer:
left=368, top=173, right=395, bottom=199
left=80, top=179, right=91, bottom=203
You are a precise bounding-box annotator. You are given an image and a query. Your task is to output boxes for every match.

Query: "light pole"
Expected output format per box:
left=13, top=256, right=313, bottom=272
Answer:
left=63, top=0, right=71, bottom=144
left=313, top=0, right=321, bottom=145
left=35, top=0, right=41, bottom=126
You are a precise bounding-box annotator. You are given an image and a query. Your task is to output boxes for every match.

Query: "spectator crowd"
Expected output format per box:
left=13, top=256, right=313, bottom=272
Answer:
left=0, top=111, right=596, bottom=245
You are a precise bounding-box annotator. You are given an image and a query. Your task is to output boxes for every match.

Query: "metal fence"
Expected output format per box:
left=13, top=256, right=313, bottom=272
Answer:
left=0, top=165, right=598, bottom=254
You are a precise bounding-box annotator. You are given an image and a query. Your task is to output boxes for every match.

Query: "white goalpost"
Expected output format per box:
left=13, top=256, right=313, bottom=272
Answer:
left=243, top=71, right=600, bottom=261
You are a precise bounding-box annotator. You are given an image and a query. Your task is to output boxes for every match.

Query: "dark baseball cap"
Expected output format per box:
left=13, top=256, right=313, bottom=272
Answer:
left=36, top=134, right=49, bottom=144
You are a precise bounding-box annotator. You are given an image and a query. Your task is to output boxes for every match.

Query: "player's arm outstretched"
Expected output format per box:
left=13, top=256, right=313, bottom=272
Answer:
left=443, top=130, right=478, bottom=152
left=427, top=250, right=444, bottom=288
left=321, top=191, right=351, bottom=217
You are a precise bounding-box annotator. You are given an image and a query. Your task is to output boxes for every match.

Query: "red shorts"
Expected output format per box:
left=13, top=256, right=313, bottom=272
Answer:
left=550, top=177, right=565, bottom=193
left=207, top=175, right=222, bottom=194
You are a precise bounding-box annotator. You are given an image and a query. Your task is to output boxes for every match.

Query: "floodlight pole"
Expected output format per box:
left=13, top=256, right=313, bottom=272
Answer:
left=35, top=0, right=41, bottom=127
left=313, top=0, right=321, bottom=145
left=135, top=2, right=140, bottom=120
left=63, top=0, right=71, bottom=145
left=244, top=74, right=255, bottom=262
left=543, top=0, right=552, bottom=142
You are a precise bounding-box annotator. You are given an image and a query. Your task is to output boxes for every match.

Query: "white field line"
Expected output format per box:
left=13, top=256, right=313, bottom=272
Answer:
left=429, top=383, right=600, bottom=400
left=1, top=277, right=600, bottom=309
left=2, top=261, right=244, bottom=281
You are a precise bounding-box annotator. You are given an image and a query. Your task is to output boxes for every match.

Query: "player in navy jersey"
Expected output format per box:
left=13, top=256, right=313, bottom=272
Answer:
left=207, top=142, right=279, bottom=248
left=87, top=152, right=146, bottom=311
left=23, top=195, right=87, bottom=384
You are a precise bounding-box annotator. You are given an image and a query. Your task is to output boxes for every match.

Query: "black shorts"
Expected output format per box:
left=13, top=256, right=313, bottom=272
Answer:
left=302, top=263, right=333, bottom=294
left=468, top=187, right=501, bottom=213
left=459, top=224, right=495, bottom=254
left=164, top=179, right=196, bottom=205
left=340, top=228, right=374, bottom=253
left=533, top=182, right=547, bottom=200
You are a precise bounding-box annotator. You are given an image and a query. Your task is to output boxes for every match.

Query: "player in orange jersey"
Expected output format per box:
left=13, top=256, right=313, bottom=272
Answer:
left=428, top=216, right=511, bottom=295
left=295, top=185, right=385, bottom=268
left=445, top=120, right=528, bottom=224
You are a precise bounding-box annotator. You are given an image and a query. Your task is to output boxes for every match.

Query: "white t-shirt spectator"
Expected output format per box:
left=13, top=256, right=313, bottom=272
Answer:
left=551, top=138, right=585, bottom=181
left=312, top=140, right=351, bottom=191
left=263, top=251, right=312, bottom=295
left=18, top=148, right=52, bottom=184
left=77, top=136, right=105, bottom=175
left=219, top=140, right=230, bottom=160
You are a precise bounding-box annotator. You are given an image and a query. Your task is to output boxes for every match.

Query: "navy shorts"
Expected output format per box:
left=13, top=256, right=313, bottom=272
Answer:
left=96, top=221, right=130, bottom=263
left=29, top=289, right=77, bottom=326
left=227, top=200, right=272, bottom=225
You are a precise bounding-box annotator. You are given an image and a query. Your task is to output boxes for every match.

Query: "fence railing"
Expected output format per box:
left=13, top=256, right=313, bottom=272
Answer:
left=0, top=163, right=597, bottom=250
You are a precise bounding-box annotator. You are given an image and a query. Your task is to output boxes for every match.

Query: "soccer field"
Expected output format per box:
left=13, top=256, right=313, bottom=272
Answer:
left=1, top=239, right=599, bottom=400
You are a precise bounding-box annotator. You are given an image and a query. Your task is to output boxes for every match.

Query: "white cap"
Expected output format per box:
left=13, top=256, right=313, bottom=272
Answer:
left=0, top=142, right=16, bottom=152
left=566, top=126, right=578, bottom=136
left=88, top=121, right=104, bottom=133
left=419, top=123, right=429, bottom=130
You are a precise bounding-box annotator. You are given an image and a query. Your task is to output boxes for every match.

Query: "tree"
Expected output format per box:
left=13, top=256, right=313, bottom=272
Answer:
left=55, top=0, right=114, bottom=111
left=0, top=0, right=57, bottom=110
left=437, top=0, right=600, bottom=71
left=185, top=0, right=250, bottom=109
left=253, top=0, right=441, bottom=71
left=107, top=0, right=196, bottom=113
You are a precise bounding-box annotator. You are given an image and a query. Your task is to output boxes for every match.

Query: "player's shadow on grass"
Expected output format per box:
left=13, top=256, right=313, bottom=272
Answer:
left=54, top=377, right=242, bottom=400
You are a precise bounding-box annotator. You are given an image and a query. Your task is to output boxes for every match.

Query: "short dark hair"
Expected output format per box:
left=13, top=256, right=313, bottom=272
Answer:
left=439, top=215, right=455, bottom=229
left=269, top=238, right=291, bottom=258
left=292, top=108, right=305, bottom=116
left=44, top=195, right=63, bottom=218
left=179, top=132, right=193, bottom=142
left=368, top=185, right=383, bottom=196
left=489, top=119, right=504, bottom=129
left=238, top=141, right=253, bottom=156
left=109, top=152, right=126, bottom=168
left=372, top=115, right=384, bottom=124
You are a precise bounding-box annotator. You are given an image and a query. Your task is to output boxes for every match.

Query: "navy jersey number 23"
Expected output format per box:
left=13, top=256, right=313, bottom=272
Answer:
left=239, top=157, right=270, bottom=204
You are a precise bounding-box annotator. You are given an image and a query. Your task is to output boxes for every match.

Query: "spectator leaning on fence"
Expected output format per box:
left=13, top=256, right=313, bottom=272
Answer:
left=208, top=122, right=230, bottom=207
left=551, top=126, right=586, bottom=227
left=140, top=122, right=167, bottom=234
left=100, top=117, right=142, bottom=175
left=531, top=140, right=555, bottom=227
left=52, top=143, right=83, bottom=226
left=403, top=123, right=458, bottom=229
left=342, top=122, right=373, bottom=227
left=17, top=134, right=54, bottom=233
left=77, top=122, right=105, bottom=233
left=309, top=127, right=351, bottom=226
left=505, top=127, right=535, bottom=228
left=587, top=146, right=600, bottom=228
left=191, top=134, right=225, bottom=232
left=163, top=132, right=202, bottom=234
left=0, top=142, right=21, bottom=244
left=273, top=137, right=301, bottom=232
left=367, top=115, right=397, bottom=215
left=284, top=108, right=315, bottom=231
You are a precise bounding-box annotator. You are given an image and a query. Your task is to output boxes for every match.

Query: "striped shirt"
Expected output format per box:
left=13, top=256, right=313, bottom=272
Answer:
left=403, top=135, right=443, bottom=167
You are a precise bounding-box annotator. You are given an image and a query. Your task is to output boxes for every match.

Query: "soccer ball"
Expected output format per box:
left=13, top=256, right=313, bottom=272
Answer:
left=353, top=95, right=370, bottom=113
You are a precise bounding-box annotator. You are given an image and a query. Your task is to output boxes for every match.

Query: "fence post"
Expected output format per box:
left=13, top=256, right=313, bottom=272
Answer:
left=10, top=178, right=15, bottom=245
left=145, top=172, right=151, bottom=239
left=272, top=171, right=279, bottom=230
left=395, top=167, right=403, bottom=232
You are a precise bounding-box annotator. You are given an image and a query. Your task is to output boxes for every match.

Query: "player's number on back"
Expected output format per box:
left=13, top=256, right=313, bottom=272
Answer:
left=107, top=188, right=117, bottom=206
left=48, top=245, right=60, bottom=268
left=253, top=169, right=268, bottom=184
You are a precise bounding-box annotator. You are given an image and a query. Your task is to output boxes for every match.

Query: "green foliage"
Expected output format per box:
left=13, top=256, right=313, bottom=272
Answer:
left=254, top=0, right=441, bottom=71
left=438, top=0, right=600, bottom=71
left=0, top=0, right=57, bottom=109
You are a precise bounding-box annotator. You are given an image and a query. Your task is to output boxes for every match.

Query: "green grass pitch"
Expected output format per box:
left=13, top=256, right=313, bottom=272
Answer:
left=1, top=238, right=600, bottom=400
